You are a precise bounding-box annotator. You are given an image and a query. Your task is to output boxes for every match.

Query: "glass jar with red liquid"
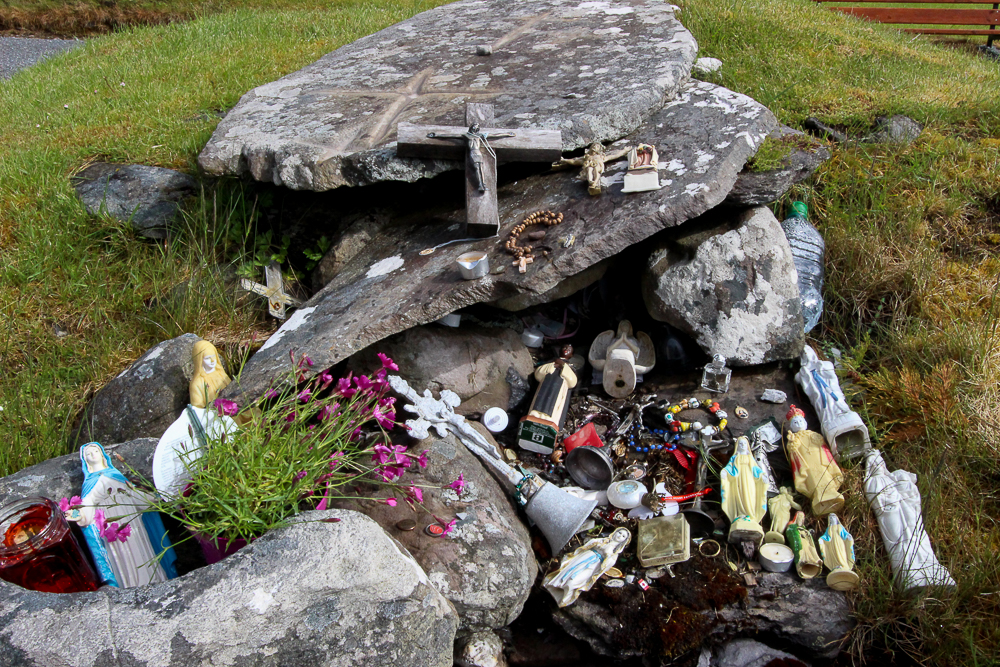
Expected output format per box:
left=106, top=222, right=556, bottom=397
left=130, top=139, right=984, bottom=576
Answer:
left=0, top=497, right=100, bottom=594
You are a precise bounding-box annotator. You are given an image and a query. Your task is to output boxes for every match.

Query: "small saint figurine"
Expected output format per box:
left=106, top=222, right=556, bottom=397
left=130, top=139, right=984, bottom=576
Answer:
left=765, top=486, right=802, bottom=544
left=552, top=141, right=630, bottom=195
left=784, top=405, right=845, bottom=515
left=720, top=436, right=769, bottom=554
left=587, top=320, right=656, bottom=398
left=785, top=511, right=823, bottom=579
left=818, top=513, right=860, bottom=591
left=189, top=340, right=231, bottom=408
left=621, top=143, right=660, bottom=193
left=795, top=344, right=871, bottom=461
left=864, top=450, right=955, bottom=593
left=517, top=345, right=578, bottom=454
left=66, top=443, right=177, bottom=588
left=543, top=527, right=631, bottom=606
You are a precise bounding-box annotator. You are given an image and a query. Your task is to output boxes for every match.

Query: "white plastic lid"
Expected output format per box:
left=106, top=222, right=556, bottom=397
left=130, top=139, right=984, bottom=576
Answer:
left=482, top=407, right=509, bottom=433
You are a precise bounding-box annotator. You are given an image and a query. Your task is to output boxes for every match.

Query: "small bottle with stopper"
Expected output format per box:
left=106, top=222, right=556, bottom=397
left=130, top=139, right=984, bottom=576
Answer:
left=701, top=354, right=732, bottom=394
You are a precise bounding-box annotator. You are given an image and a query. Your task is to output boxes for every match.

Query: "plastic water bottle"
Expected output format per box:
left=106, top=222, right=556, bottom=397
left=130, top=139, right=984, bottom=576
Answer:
left=781, top=201, right=824, bottom=333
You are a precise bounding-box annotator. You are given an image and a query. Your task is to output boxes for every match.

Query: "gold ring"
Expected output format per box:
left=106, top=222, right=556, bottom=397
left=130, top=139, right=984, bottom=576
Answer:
left=699, top=539, right=721, bottom=558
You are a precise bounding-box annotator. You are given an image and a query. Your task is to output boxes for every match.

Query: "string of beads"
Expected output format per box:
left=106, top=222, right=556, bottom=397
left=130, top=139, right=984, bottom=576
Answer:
left=505, top=210, right=563, bottom=259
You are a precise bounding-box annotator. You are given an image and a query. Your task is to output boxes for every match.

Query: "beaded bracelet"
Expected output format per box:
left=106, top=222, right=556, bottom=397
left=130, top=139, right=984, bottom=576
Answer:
left=505, top=210, right=563, bottom=260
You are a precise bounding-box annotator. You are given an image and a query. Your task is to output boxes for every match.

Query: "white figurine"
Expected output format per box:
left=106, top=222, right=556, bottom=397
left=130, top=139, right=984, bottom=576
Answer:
left=621, top=143, right=660, bottom=193
left=543, top=528, right=631, bottom=606
left=588, top=320, right=655, bottom=398
left=795, top=344, right=870, bottom=461
left=864, top=450, right=955, bottom=593
left=152, top=405, right=238, bottom=497
left=66, top=443, right=177, bottom=588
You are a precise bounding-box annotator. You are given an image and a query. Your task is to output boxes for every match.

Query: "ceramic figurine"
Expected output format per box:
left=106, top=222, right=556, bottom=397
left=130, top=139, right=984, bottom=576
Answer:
left=795, top=344, right=871, bottom=461
left=553, top=142, right=630, bottom=195
left=819, top=513, right=860, bottom=591
left=543, top=527, right=631, bottom=606
left=784, top=405, right=845, bottom=515
left=621, top=143, right=660, bottom=193
left=864, top=450, right=956, bottom=592
left=152, top=405, right=239, bottom=497
left=587, top=320, right=656, bottom=398
left=518, top=345, right=578, bottom=454
left=720, top=436, right=769, bottom=550
left=765, top=486, right=801, bottom=544
left=785, top=511, right=823, bottom=579
left=189, top=340, right=231, bottom=408
left=65, top=443, right=177, bottom=588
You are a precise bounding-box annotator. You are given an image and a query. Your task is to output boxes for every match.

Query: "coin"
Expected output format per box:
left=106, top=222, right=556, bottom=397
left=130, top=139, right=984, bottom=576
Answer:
left=396, top=519, right=417, bottom=531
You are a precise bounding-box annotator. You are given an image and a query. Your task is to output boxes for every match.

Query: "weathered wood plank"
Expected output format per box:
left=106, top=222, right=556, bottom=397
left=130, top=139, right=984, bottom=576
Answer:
left=905, top=27, right=1000, bottom=33
left=830, top=6, right=1000, bottom=23
left=816, top=0, right=1000, bottom=4
left=396, top=124, right=562, bottom=162
left=465, top=104, right=500, bottom=238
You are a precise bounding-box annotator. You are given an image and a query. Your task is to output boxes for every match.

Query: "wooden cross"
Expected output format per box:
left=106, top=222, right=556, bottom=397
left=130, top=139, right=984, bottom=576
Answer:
left=397, top=103, right=562, bottom=238
left=240, top=261, right=300, bottom=320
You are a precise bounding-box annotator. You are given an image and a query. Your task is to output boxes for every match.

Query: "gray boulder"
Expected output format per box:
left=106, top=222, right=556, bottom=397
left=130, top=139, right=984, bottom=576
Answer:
left=0, top=510, right=458, bottom=667
left=199, top=0, right=696, bottom=191
left=725, top=125, right=830, bottom=206
left=226, top=81, right=776, bottom=400
left=73, top=163, right=197, bottom=238
left=642, top=206, right=804, bottom=365
left=332, top=429, right=537, bottom=632
left=456, top=631, right=507, bottom=667
left=804, top=114, right=922, bottom=145
left=703, top=638, right=810, bottom=667
left=347, top=324, right=534, bottom=415
left=0, top=438, right=157, bottom=507
left=75, top=333, right=201, bottom=446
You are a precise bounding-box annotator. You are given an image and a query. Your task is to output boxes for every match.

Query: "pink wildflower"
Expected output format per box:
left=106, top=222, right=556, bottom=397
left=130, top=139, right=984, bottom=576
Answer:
left=285, top=411, right=297, bottom=423
left=302, top=355, right=314, bottom=368
left=377, top=353, right=399, bottom=371
left=384, top=498, right=398, bottom=507
left=353, top=374, right=373, bottom=393
left=337, top=374, right=357, bottom=398
left=379, top=465, right=405, bottom=482
left=448, top=474, right=465, bottom=496
left=372, top=369, right=390, bottom=392
left=294, top=470, right=307, bottom=482
left=318, top=371, right=334, bottom=390
left=297, top=388, right=312, bottom=402
left=372, top=444, right=392, bottom=465
left=94, top=509, right=106, bottom=535
left=58, top=496, right=82, bottom=513
left=406, top=486, right=424, bottom=503
left=265, top=389, right=280, bottom=399
left=317, top=403, right=339, bottom=422
left=103, top=522, right=119, bottom=542
left=416, top=450, right=429, bottom=469
left=329, top=451, right=345, bottom=470
left=214, top=398, right=239, bottom=417
left=440, top=519, right=458, bottom=535
left=117, top=523, right=131, bottom=542
left=373, top=405, right=396, bottom=430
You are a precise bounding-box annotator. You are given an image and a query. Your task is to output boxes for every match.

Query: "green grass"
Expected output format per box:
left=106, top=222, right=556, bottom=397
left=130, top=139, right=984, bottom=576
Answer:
left=1, top=0, right=1000, bottom=663
left=683, top=0, right=1000, bottom=663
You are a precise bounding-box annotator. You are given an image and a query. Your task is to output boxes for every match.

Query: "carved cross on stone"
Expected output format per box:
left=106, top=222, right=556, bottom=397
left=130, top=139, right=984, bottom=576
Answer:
left=397, top=103, right=562, bottom=238
left=239, top=261, right=300, bottom=320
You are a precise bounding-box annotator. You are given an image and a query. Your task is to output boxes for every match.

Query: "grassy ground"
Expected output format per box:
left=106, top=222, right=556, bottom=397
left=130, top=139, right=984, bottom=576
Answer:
left=1, top=0, right=999, bottom=663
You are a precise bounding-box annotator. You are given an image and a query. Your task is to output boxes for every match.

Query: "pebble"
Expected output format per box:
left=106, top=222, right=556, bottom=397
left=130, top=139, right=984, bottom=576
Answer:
left=760, top=389, right=787, bottom=404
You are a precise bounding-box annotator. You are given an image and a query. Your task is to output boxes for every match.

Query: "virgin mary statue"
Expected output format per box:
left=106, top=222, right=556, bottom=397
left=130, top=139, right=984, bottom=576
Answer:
left=66, top=442, right=177, bottom=588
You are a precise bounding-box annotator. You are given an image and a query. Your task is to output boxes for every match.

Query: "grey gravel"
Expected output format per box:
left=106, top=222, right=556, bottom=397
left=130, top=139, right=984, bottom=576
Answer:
left=0, top=36, right=83, bottom=80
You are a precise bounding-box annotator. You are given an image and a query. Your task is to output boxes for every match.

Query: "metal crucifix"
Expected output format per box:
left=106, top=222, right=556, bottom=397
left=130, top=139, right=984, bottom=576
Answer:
left=397, top=103, right=562, bottom=237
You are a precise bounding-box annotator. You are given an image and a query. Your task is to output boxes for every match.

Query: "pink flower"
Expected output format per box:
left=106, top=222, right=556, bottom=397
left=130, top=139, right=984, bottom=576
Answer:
left=379, top=465, right=405, bottom=482
left=353, top=375, right=373, bottom=393
left=294, top=470, right=307, bottom=482
left=372, top=444, right=392, bottom=465
left=440, top=519, right=458, bottom=535
left=377, top=353, right=399, bottom=371
left=117, top=523, right=131, bottom=543
left=58, top=496, right=82, bottom=513
left=265, top=389, right=280, bottom=399
left=373, top=406, right=396, bottom=430
left=378, top=396, right=396, bottom=409
left=302, top=355, right=314, bottom=368
left=94, top=509, right=106, bottom=535
left=337, top=374, right=357, bottom=398
left=406, top=486, right=424, bottom=503
left=297, top=388, right=312, bottom=402
left=329, top=451, right=345, bottom=470
left=384, top=498, right=398, bottom=507
left=318, top=371, right=334, bottom=390
left=448, top=474, right=465, bottom=496
left=285, top=411, right=297, bottom=423
left=317, top=403, right=339, bottom=422
left=350, top=426, right=363, bottom=441
left=214, top=398, right=239, bottom=417
left=372, top=369, right=390, bottom=392
left=416, top=450, right=429, bottom=469
left=103, top=522, right=119, bottom=542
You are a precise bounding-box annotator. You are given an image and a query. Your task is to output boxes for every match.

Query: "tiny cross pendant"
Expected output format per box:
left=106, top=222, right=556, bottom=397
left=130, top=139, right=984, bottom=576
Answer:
left=514, top=256, right=533, bottom=273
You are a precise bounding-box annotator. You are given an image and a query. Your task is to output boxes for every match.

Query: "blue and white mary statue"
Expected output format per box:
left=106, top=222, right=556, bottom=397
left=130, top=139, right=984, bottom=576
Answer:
left=65, top=442, right=177, bottom=588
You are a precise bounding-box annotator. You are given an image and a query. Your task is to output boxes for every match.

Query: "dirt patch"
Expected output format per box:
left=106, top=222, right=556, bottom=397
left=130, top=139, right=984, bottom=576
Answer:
left=0, top=4, right=183, bottom=38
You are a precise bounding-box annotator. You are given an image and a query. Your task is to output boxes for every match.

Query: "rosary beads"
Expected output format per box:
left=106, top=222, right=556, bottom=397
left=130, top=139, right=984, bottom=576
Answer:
left=505, top=210, right=563, bottom=260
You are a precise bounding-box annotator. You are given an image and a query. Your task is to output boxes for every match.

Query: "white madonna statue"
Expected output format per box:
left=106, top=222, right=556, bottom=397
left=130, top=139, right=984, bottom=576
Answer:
left=795, top=344, right=871, bottom=461
left=864, top=450, right=955, bottom=593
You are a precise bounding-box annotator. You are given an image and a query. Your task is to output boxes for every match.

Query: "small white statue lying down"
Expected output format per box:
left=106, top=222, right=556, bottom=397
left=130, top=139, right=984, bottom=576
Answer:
left=543, top=527, right=631, bottom=607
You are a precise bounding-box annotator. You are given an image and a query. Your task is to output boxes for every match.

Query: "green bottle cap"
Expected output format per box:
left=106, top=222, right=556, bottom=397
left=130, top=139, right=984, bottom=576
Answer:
left=791, top=201, right=808, bottom=218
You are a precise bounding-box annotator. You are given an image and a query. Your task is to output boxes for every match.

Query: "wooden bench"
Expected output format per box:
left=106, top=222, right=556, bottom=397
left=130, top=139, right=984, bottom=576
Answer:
left=815, top=0, right=1000, bottom=46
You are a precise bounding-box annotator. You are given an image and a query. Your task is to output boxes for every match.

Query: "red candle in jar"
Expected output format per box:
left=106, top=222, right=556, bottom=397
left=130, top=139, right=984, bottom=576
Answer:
left=0, top=497, right=100, bottom=594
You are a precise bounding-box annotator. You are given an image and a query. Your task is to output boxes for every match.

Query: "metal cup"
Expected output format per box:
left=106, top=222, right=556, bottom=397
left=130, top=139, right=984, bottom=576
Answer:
left=457, top=251, right=489, bottom=279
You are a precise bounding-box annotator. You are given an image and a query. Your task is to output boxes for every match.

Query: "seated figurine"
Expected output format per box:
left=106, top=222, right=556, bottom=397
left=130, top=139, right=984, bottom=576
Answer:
left=588, top=320, right=655, bottom=398
left=66, top=443, right=177, bottom=588
left=621, top=144, right=660, bottom=193
left=543, top=527, right=631, bottom=606
left=784, top=405, right=845, bottom=515
left=518, top=345, right=578, bottom=454
left=189, top=340, right=231, bottom=408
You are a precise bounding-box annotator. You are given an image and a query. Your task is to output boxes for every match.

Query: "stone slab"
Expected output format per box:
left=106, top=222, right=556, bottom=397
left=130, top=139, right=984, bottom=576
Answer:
left=724, top=125, right=830, bottom=206
left=198, top=0, right=697, bottom=191
left=226, top=81, right=776, bottom=399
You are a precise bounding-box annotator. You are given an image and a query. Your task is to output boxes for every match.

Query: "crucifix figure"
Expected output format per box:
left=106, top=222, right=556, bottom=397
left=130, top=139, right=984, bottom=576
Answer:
left=239, top=261, right=300, bottom=320
left=398, top=103, right=562, bottom=238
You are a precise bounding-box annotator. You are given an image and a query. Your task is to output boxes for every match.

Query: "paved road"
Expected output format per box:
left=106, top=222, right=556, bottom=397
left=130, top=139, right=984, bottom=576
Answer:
left=0, top=36, right=83, bottom=79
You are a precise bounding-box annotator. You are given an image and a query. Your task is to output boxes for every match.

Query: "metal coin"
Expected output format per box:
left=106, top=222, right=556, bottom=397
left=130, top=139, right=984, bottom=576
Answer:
left=396, top=519, right=417, bottom=531
left=604, top=579, right=625, bottom=588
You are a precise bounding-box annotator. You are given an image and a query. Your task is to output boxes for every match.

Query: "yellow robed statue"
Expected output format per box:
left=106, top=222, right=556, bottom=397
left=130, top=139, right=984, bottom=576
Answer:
left=720, top=436, right=769, bottom=548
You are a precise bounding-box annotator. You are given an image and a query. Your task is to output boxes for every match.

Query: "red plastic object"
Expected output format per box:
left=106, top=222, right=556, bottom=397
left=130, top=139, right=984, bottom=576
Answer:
left=563, top=423, right=605, bottom=453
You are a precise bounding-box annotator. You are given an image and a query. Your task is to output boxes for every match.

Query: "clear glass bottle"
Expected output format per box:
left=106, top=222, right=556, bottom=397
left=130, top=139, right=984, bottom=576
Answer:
left=700, top=354, right=732, bottom=393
